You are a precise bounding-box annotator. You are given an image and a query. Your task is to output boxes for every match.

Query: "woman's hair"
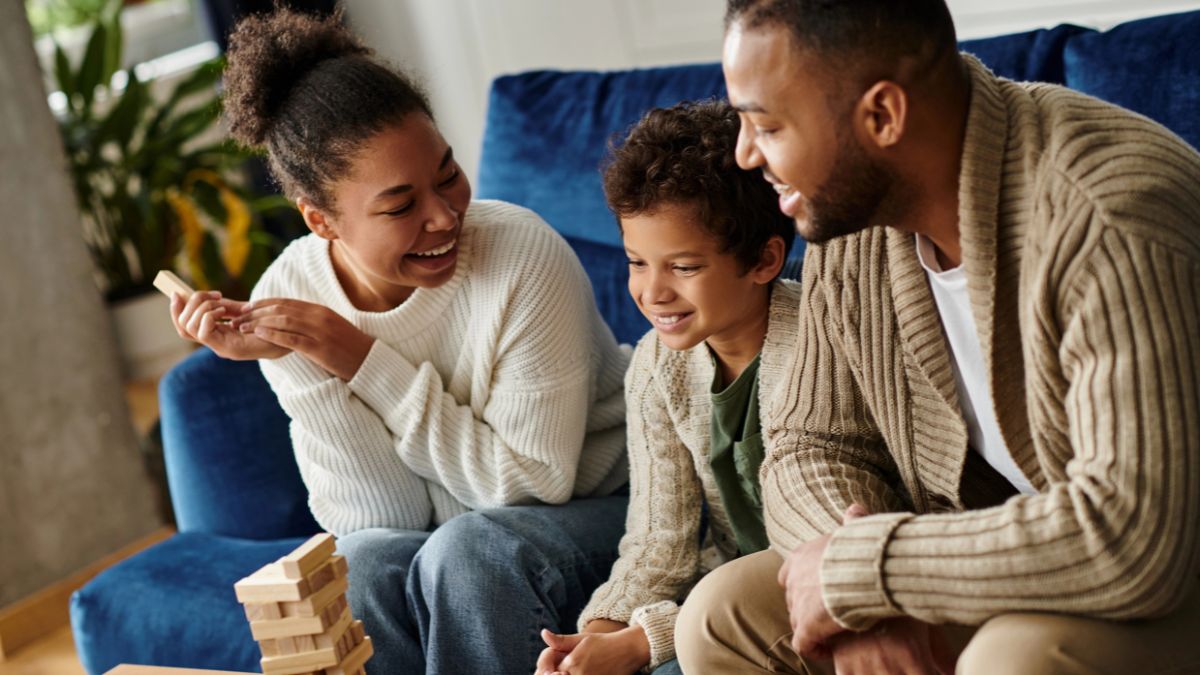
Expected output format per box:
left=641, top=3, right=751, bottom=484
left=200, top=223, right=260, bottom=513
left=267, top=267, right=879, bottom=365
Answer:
left=223, top=7, right=432, bottom=212
left=602, top=99, right=795, bottom=272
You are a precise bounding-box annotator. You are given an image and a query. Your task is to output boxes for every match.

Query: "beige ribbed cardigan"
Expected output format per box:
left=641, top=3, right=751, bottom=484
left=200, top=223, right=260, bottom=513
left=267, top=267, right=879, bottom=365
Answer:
left=763, top=55, right=1200, bottom=631
left=580, top=280, right=801, bottom=668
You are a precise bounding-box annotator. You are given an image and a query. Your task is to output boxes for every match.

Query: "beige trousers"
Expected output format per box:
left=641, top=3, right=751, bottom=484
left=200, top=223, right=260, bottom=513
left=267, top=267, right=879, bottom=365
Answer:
left=675, top=550, right=1200, bottom=675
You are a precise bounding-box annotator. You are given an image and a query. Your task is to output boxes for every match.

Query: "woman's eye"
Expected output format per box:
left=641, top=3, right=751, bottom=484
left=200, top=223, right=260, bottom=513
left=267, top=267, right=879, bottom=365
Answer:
left=438, top=168, right=461, bottom=188
left=754, top=126, right=777, bottom=138
left=383, top=203, right=415, bottom=217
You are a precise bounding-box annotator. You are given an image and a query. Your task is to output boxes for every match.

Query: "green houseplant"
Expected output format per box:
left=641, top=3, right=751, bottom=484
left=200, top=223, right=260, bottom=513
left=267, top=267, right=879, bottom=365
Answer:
left=52, top=1, right=295, bottom=302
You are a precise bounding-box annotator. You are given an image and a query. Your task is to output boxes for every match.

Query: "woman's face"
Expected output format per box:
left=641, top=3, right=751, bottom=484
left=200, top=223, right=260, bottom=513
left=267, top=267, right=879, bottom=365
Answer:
left=302, top=113, right=472, bottom=308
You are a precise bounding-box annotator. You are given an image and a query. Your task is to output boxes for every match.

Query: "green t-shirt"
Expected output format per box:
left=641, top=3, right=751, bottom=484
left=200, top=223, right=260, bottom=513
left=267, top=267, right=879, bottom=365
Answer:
left=708, top=353, right=769, bottom=555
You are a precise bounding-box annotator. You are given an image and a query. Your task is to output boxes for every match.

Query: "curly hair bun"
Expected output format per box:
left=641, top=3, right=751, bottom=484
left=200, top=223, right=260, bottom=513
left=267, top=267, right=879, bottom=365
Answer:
left=224, top=7, right=370, bottom=147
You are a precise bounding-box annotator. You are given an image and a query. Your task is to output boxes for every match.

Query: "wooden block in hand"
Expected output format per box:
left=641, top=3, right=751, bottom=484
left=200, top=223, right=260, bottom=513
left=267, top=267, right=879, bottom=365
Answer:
left=153, top=270, right=194, bottom=299
left=281, top=534, right=336, bottom=580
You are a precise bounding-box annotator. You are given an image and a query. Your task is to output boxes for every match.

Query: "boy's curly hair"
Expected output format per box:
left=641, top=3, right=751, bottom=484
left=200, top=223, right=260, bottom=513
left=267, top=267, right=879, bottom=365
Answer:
left=602, top=99, right=795, bottom=272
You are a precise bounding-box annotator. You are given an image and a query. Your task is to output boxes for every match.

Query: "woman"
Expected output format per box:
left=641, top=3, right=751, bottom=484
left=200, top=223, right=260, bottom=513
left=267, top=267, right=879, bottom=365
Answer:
left=170, top=9, right=629, bottom=674
left=535, top=100, right=798, bottom=675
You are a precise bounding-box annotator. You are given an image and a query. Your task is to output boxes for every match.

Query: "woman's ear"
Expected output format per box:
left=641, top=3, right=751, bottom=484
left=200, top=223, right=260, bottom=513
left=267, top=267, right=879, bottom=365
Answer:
left=750, top=235, right=787, bottom=284
left=297, top=196, right=338, bottom=240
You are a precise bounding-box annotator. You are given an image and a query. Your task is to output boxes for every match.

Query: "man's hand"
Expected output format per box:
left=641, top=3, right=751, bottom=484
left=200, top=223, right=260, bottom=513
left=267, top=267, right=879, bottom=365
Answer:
left=534, top=621, right=650, bottom=675
left=171, top=291, right=289, bottom=361
left=778, top=503, right=871, bottom=658
left=230, top=298, right=375, bottom=381
left=828, top=618, right=955, bottom=675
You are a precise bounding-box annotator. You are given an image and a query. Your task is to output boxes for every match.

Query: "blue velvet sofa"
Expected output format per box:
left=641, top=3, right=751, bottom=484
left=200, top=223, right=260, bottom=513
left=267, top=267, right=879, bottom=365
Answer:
left=70, top=9, right=1200, bottom=673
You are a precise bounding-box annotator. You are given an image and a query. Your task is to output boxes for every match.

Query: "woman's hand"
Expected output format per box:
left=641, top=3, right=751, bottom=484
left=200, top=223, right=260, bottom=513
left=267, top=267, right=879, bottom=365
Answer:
left=534, top=622, right=651, bottom=675
left=171, top=291, right=289, bottom=361
left=231, top=298, right=375, bottom=381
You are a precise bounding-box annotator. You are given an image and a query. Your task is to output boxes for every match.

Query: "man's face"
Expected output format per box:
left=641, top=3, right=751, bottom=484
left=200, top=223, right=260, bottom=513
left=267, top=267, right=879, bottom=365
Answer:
left=723, top=20, right=894, bottom=243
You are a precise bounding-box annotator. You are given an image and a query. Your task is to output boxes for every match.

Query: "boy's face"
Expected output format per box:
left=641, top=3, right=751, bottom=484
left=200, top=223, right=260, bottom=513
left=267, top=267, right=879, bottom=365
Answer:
left=622, top=202, right=768, bottom=352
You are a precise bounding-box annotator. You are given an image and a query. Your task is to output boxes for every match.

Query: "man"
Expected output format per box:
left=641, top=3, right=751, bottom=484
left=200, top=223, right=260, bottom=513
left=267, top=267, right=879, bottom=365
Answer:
left=674, top=1, right=1200, bottom=673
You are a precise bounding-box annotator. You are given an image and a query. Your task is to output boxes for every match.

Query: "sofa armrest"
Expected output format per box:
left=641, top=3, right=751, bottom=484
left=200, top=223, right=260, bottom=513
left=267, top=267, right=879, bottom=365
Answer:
left=159, top=347, right=319, bottom=539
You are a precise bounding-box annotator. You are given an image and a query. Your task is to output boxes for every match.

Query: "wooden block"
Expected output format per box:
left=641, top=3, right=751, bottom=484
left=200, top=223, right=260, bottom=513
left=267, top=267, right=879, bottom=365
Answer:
left=279, top=577, right=348, bottom=618
left=245, top=602, right=283, bottom=622
left=105, top=666, right=258, bottom=674
left=152, top=270, right=195, bottom=298
left=349, top=620, right=365, bottom=644
left=322, top=636, right=373, bottom=675
left=260, top=644, right=338, bottom=675
left=281, top=534, right=336, bottom=579
left=259, top=639, right=280, bottom=658
left=250, top=609, right=338, bottom=641
left=313, top=606, right=353, bottom=651
left=237, top=555, right=345, bottom=604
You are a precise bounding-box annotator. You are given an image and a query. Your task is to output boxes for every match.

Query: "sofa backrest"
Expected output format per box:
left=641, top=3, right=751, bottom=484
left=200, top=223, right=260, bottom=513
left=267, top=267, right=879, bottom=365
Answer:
left=478, top=9, right=1200, bottom=344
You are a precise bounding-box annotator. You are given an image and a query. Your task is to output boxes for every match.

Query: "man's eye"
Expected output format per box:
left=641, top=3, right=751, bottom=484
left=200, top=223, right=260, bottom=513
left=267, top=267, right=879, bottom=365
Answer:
left=438, top=169, right=461, bottom=187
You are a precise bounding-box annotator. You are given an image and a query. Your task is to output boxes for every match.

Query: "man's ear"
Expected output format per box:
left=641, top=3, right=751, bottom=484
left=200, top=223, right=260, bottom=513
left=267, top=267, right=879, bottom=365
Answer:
left=750, top=235, right=787, bottom=284
left=297, top=196, right=338, bottom=240
left=855, top=80, right=908, bottom=150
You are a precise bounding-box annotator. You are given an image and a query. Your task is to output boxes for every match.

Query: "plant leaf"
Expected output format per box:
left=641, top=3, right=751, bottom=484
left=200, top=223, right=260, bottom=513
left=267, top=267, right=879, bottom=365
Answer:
left=102, top=9, right=124, bottom=87
left=95, top=69, right=145, bottom=148
left=145, top=58, right=224, bottom=140
left=53, top=41, right=76, bottom=106
left=77, top=21, right=108, bottom=112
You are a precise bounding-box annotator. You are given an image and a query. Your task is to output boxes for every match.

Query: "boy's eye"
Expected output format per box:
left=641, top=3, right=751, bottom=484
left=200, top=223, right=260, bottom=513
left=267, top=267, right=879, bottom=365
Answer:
left=627, top=259, right=646, bottom=269
left=673, top=265, right=701, bottom=274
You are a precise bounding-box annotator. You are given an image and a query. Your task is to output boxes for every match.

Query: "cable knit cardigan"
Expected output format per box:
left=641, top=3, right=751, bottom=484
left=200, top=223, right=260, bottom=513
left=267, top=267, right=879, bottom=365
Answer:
left=763, top=55, right=1200, bottom=631
left=579, top=279, right=801, bottom=668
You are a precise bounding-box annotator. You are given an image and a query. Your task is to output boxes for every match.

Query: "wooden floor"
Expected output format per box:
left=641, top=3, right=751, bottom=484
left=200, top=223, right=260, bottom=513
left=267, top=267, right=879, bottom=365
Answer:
left=0, top=626, right=85, bottom=675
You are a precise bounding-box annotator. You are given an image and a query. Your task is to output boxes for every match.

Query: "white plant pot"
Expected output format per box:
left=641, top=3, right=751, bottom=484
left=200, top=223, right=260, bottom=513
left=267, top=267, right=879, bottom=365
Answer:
left=109, top=291, right=195, bottom=380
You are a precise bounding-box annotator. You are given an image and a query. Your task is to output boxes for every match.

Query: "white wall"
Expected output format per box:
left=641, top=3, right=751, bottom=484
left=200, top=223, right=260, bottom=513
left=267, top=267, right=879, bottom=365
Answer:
left=345, top=0, right=1200, bottom=184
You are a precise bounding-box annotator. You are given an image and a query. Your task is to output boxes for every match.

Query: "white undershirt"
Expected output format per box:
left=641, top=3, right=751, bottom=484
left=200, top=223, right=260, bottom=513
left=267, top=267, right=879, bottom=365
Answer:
left=915, top=235, right=1037, bottom=495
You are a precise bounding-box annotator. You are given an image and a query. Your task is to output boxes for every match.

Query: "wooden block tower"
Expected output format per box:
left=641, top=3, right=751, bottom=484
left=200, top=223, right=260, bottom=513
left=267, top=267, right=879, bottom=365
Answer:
left=234, top=534, right=373, bottom=675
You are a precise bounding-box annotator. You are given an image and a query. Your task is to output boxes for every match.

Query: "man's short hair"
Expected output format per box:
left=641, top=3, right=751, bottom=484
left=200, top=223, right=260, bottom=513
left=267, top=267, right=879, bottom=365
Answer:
left=603, top=99, right=796, bottom=273
left=725, top=0, right=957, bottom=86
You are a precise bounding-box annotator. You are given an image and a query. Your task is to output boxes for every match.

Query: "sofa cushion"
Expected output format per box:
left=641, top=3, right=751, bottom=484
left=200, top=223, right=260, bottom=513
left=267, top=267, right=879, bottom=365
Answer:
left=478, top=63, right=728, bottom=251
left=960, top=24, right=1089, bottom=84
left=160, top=348, right=318, bottom=539
left=1063, top=9, right=1200, bottom=151
left=71, top=532, right=310, bottom=674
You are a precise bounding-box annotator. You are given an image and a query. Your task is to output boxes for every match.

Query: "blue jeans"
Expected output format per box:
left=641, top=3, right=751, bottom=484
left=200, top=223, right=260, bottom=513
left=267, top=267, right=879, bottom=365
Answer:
left=338, top=496, right=628, bottom=675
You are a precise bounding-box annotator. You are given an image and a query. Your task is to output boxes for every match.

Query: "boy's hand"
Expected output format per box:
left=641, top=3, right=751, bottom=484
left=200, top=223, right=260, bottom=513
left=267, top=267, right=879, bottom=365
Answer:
left=535, top=622, right=650, bottom=675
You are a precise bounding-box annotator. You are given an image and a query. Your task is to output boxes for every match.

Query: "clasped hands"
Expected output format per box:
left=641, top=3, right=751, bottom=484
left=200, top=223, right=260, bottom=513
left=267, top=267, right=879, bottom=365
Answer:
left=535, top=619, right=650, bottom=675
left=170, top=291, right=374, bottom=381
left=781, top=504, right=955, bottom=675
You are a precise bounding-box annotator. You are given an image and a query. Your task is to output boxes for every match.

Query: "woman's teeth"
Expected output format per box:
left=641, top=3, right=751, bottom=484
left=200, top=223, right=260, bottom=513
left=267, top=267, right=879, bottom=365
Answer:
left=655, top=314, right=686, bottom=325
left=412, top=240, right=456, bottom=257
left=773, top=183, right=795, bottom=196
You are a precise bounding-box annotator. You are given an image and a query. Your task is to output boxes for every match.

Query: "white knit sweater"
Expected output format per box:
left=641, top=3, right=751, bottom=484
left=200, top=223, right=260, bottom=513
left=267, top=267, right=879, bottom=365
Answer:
left=578, top=280, right=801, bottom=668
left=251, top=200, right=630, bottom=535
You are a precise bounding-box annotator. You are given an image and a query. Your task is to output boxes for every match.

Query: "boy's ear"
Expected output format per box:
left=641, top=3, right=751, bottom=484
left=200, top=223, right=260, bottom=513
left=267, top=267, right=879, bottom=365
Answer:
left=750, top=235, right=787, bottom=283
left=298, top=196, right=338, bottom=240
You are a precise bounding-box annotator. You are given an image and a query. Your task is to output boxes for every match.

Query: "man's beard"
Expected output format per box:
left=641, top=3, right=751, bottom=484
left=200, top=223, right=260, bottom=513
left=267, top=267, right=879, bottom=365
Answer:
left=797, top=131, right=898, bottom=244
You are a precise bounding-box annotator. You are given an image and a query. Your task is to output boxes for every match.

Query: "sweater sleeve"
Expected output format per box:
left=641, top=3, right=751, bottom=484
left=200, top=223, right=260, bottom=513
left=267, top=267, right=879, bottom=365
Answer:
left=260, top=347, right=434, bottom=536
left=577, top=337, right=703, bottom=669
left=343, top=222, right=603, bottom=509
left=822, top=225, right=1200, bottom=629
left=761, top=247, right=910, bottom=556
